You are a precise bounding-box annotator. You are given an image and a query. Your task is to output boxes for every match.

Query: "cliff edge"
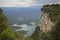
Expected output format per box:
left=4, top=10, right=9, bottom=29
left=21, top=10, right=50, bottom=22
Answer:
left=40, top=4, right=60, bottom=40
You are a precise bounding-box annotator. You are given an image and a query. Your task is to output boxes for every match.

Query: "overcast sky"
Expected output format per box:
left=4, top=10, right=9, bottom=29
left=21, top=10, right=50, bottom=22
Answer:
left=0, top=0, right=60, bottom=7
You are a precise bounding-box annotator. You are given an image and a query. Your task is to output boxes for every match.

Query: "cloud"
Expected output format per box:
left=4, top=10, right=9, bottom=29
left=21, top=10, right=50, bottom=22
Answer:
left=0, top=0, right=35, bottom=7
left=18, top=18, right=23, bottom=20
left=30, top=22, right=36, bottom=26
left=12, top=24, right=19, bottom=27
left=15, top=24, right=36, bottom=36
left=0, top=0, right=60, bottom=7
left=34, top=0, right=60, bottom=3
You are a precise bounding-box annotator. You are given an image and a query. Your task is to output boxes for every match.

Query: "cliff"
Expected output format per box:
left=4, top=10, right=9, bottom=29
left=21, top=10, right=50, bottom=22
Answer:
left=40, top=4, right=60, bottom=40
left=40, top=12, right=53, bottom=32
left=40, top=4, right=60, bottom=32
left=41, top=4, right=60, bottom=22
left=30, top=4, right=60, bottom=40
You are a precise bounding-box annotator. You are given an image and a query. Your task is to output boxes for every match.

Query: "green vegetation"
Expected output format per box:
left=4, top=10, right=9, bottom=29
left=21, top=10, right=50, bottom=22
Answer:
left=41, top=4, right=60, bottom=40
left=31, top=25, right=40, bottom=40
left=1, top=4, right=60, bottom=40
left=31, top=25, right=49, bottom=40
left=0, top=8, right=34, bottom=40
left=31, top=4, right=60, bottom=40
left=41, top=4, right=60, bottom=22
left=0, top=8, right=16, bottom=40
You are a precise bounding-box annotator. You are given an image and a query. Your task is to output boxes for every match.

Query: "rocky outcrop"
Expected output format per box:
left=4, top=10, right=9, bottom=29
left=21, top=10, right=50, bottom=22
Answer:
left=40, top=4, right=60, bottom=32
left=40, top=12, right=53, bottom=32
left=40, top=4, right=60, bottom=40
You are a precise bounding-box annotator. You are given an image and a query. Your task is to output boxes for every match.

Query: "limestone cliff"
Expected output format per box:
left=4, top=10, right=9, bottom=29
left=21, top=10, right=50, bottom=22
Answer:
left=40, top=4, right=60, bottom=40
left=40, top=12, right=53, bottom=32
left=40, top=4, right=60, bottom=32
left=31, top=4, right=60, bottom=40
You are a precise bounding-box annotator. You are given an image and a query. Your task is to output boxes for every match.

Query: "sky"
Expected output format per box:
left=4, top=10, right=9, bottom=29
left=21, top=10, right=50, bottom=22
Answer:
left=0, top=0, right=60, bottom=7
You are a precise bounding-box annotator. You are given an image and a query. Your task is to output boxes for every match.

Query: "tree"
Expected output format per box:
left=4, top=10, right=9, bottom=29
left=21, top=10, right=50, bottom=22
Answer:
left=0, top=8, right=16, bottom=40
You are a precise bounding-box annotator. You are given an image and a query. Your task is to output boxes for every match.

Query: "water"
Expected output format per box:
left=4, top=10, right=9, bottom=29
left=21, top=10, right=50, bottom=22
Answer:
left=12, top=24, right=36, bottom=36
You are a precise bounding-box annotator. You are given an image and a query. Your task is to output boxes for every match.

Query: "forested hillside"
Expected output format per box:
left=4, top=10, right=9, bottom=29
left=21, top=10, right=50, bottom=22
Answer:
left=41, top=4, right=60, bottom=40
left=31, top=4, right=60, bottom=40
left=0, top=8, right=16, bottom=40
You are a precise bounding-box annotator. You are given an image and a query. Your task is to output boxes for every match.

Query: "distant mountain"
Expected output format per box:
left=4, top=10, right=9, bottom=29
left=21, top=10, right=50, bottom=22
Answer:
left=2, top=6, right=42, bottom=25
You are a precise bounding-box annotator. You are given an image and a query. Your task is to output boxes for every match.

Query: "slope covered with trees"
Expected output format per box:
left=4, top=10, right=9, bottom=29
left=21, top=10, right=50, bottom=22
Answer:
left=41, top=4, right=60, bottom=40
left=31, top=4, right=60, bottom=40
left=31, top=25, right=40, bottom=40
left=0, top=8, right=16, bottom=40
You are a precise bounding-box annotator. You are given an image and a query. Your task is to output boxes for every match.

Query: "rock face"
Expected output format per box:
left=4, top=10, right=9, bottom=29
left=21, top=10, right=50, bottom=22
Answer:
left=40, top=4, right=60, bottom=40
left=40, top=12, right=53, bottom=32
left=31, top=4, right=60, bottom=40
left=40, top=4, right=60, bottom=33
